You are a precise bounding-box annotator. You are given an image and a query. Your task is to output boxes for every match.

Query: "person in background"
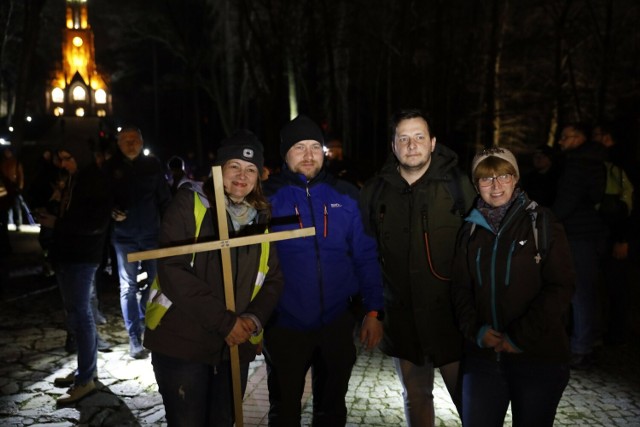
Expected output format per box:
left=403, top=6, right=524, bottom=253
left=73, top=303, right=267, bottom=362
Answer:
left=592, top=123, right=635, bottom=346
left=324, top=136, right=362, bottom=188
left=104, top=126, right=171, bottom=359
left=39, top=137, right=112, bottom=405
left=1, top=147, right=25, bottom=231
left=166, top=155, right=193, bottom=195
left=145, top=130, right=283, bottom=426
left=263, top=115, right=384, bottom=426
left=520, top=145, right=560, bottom=207
left=452, top=147, right=574, bottom=427
left=552, top=122, right=606, bottom=370
left=360, top=109, right=475, bottom=426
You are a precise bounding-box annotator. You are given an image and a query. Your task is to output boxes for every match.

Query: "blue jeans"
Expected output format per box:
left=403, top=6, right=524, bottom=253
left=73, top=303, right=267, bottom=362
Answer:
left=462, top=357, right=569, bottom=427
left=56, top=262, right=99, bottom=384
left=112, top=235, right=157, bottom=341
left=151, top=351, right=249, bottom=427
left=568, top=238, right=600, bottom=355
left=393, top=357, right=461, bottom=427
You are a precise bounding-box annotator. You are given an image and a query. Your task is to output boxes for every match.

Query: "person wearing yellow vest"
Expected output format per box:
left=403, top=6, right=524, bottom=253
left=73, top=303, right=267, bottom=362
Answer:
left=144, top=130, right=283, bottom=426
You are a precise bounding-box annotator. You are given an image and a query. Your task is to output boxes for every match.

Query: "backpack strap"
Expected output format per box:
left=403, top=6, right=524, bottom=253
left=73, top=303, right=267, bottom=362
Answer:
left=525, top=200, right=549, bottom=264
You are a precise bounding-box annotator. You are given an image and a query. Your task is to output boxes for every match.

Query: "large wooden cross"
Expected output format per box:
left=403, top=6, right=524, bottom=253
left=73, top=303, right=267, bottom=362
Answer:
left=128, top=166, right=315, bottom=426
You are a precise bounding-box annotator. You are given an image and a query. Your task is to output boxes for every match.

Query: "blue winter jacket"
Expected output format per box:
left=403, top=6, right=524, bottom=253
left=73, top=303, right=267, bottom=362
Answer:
left=265, top=167, right=384, bottom=331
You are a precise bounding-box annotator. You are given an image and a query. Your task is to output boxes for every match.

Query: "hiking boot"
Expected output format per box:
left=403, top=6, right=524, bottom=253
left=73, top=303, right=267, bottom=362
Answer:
left=570, top=352, right=594, bottom=370
left=54, top=370, right=98, bottom=388
left=129, top=337, right=149, bottom=359
left=97, top=336, right=112, bottom=352
left=95, top=311, right=107, bottom=325
left=56, top=380, right=96, bottom=405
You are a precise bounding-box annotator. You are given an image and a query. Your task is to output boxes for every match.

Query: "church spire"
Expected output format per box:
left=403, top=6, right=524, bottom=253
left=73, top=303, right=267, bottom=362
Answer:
left=47, top=0, right=111, bottom=118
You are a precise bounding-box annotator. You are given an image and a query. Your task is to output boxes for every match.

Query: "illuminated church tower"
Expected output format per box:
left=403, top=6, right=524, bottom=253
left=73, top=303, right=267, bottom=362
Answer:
left=47, top=0, right=111, bottom=117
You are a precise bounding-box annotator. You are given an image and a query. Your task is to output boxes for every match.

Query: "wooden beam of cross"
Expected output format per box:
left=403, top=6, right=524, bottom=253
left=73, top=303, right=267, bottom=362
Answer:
left=128, top=166, right=315, bottom=427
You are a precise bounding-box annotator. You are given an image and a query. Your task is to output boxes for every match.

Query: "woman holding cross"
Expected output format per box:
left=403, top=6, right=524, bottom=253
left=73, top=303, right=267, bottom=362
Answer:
left=145, top=130, right=283, bottom=426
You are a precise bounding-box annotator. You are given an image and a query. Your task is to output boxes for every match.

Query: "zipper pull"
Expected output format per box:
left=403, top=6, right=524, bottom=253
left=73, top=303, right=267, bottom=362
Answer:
left=294, top=205, right=303, bottom=229
left=323, top=204, right=328, bottom=238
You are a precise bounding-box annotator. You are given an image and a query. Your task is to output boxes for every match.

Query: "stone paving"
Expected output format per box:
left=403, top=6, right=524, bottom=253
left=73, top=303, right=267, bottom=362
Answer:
left=1, top=227, right=639, bottom=426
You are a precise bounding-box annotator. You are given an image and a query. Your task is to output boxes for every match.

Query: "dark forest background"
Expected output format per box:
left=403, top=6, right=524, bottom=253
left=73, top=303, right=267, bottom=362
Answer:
left=2, top=0, right=640, bottom=178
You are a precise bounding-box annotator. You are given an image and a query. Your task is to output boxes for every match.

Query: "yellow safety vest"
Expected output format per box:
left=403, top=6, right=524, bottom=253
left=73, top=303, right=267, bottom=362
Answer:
left=145, top=192, right=270, bottom=347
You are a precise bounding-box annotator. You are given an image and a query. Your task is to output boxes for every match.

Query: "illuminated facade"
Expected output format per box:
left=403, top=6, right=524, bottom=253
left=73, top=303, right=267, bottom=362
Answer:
left=46, top=0, right=112, bottom=117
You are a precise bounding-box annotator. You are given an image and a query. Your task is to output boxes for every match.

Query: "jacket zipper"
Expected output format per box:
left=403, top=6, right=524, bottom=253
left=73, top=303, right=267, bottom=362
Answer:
left=489, top=199, right=524, bottom=361
left=304, top=182, right=325, bottom=321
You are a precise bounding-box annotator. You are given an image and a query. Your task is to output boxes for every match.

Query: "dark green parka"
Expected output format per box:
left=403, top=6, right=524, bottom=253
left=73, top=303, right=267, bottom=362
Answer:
left=359, top=144, right=475, bottom=366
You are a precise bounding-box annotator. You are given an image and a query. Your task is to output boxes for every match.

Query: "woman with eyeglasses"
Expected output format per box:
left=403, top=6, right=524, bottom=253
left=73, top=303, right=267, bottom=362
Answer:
left=451, top=147, right=575, bottom=427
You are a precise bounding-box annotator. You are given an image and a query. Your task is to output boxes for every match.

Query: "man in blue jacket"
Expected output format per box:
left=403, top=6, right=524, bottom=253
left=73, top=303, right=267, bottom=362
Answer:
left=263, top=115, right=384, bottom=426
left=105, top=127, right=171, bottom=359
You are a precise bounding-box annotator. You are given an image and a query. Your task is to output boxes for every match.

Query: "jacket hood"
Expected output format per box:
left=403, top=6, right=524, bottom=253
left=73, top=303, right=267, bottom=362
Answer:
left=59, top=137, right=95, bottom=171
left=378, top=143, right=460, bottom=187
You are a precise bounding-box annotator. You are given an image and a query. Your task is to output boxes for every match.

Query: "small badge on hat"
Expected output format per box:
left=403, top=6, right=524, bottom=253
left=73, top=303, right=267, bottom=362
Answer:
left=243, top=148, right=254, bottom=159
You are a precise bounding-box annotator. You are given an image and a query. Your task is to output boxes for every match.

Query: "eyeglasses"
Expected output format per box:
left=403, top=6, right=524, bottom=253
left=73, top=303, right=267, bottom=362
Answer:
left=59, top=155, right=74, bottom=162
left=560, top=133, right=579, bottom=141
left=395, top=134, right=429, bottom=145
left=477, top=174, right=513, bottom=187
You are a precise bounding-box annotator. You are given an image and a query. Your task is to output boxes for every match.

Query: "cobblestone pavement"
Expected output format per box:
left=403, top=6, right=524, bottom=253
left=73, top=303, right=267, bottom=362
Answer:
left=1, top=228, right=639, bottom=426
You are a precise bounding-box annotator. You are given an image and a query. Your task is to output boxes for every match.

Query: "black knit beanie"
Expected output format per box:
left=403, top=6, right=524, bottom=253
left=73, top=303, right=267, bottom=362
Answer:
left=214, top=129, right=264, bottom=173
left=58, top=137, right=95, bottom=171
left=280, top=115, right=324, bottom=158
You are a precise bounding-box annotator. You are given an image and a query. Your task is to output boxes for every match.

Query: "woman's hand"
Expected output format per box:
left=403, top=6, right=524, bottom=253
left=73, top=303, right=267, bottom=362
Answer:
left=481, top=328, right=503, bottom=350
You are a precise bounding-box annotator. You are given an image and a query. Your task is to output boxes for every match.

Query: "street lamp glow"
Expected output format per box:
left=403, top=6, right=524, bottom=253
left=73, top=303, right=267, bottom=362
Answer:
left=9, top=127, right=13, bottom=132
left=26, top=116, right=32, bottom=122
left=143, top=148, right=151, bottom=156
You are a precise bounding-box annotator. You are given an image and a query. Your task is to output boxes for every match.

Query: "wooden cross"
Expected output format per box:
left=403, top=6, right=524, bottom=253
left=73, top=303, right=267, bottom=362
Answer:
left=128, top=166, right=315, bottom=426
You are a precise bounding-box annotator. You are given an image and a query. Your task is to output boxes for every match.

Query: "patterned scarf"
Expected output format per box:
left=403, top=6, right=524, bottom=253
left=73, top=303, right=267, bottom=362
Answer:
left=225, top=196, right=257, bottom=232
left=476, top=188, right=522, bottom=233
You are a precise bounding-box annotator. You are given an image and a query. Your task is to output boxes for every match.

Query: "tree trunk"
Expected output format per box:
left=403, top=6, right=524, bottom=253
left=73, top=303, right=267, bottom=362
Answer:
left=597, top=0, right=613, bottom=122
left=11, top=0, right=46, bottom=152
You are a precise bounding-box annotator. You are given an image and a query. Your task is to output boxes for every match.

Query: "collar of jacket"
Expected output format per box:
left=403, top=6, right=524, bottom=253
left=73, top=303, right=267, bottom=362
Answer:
left=466, top=190, right=530, bottom=233
left=378, top=145, right=458, bottom=189
left=281, top=164, right=331, bottom=188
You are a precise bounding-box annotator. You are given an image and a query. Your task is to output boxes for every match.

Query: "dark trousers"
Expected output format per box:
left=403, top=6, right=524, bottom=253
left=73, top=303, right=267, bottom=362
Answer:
left=601, top=247, right=629, bottom=344
left=568, top=237, right=600, bottom=355
left=461, top=356, right=569, bottom=427
left=263, top=311, right=356, bottom=427
left=151, top=351, right=249, bottom=427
